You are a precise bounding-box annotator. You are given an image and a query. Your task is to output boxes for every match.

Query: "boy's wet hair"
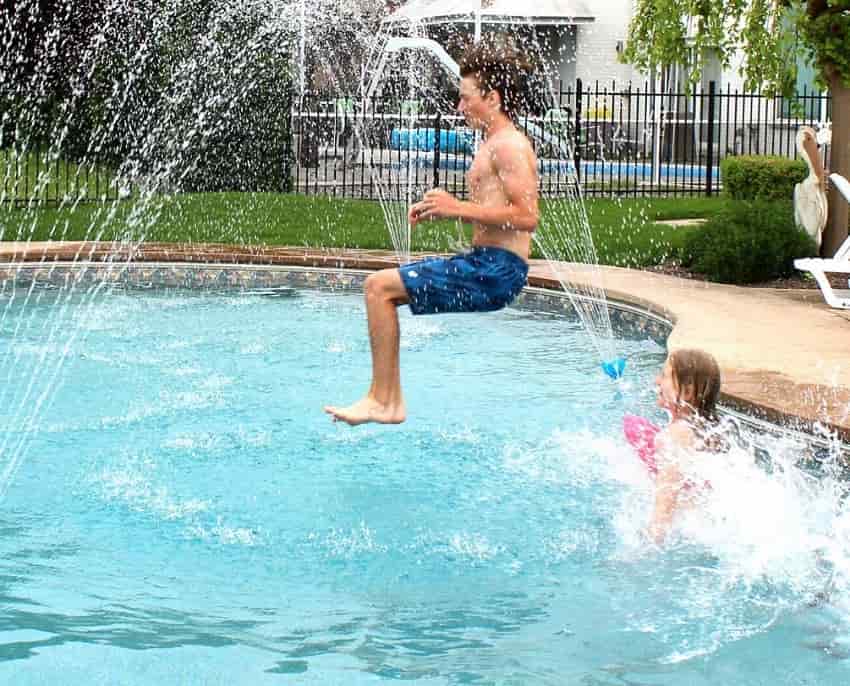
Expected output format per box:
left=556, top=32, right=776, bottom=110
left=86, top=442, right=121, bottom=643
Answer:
left=458, top=39, right=533, bottom=120
left=670, top=349, right=722, bottom=422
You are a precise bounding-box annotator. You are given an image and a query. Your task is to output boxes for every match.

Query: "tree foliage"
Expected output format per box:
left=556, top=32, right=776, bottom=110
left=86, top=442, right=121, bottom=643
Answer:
left=2, top=0, right=296, bottom=192
left=623, top=0, right=850, bottom=257
left=795, top=0, right=850, bottom=87
left=622, top=0, right=850, bottom=94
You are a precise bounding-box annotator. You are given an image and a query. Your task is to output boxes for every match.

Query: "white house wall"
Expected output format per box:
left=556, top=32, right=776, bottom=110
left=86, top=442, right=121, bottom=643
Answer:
left=569, top=0, right=746, bottom=91
left=390, top=0, right=753, bottom=90
left=541, top=25, right=577, bottom=90
left=573, top=0, right=639, bottom=86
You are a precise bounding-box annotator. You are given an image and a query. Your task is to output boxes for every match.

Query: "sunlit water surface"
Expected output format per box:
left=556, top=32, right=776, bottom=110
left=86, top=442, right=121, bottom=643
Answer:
left=0, top=285, right=849, bottom=685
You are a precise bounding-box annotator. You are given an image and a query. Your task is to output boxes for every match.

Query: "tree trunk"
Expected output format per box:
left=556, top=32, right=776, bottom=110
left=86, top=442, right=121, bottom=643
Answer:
left=824, top=74, right=850, bottom=257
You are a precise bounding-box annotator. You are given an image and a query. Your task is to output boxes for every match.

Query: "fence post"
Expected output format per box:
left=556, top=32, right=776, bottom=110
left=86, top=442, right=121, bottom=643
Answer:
left=573, top=78, right=582, bottom=183
left=705, top=80, right=717, bottom=197
left=433, top=112, right=441, bottom=189
left=282, top=83, right=294, bottom=193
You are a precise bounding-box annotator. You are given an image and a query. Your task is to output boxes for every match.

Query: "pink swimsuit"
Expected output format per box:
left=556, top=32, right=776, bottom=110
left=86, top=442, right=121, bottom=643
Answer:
left=623, top=413, right=661, bottom=475
left=623, top=414, right=711, bottom=491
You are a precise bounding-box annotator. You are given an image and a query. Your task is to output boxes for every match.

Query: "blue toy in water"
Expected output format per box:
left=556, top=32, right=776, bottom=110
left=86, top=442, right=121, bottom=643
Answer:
left=601, top=357, right=626, bottom=380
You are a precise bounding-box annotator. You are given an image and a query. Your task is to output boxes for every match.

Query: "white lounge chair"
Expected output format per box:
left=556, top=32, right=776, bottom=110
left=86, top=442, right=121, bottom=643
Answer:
left=794, top=173, right=850, bottom=309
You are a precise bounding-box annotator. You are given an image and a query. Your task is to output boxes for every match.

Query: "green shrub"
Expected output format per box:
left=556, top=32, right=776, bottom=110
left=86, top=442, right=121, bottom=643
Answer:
left=681, top=200, right=817, bottom=284
left=721, top=156, right=807, bottom=201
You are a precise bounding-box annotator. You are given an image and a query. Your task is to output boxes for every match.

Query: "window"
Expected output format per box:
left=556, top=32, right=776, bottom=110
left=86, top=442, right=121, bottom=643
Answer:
left=781, top=54, right=826, bottom=120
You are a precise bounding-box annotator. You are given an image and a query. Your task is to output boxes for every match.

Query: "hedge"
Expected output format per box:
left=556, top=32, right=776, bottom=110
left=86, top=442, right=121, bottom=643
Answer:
left=721, top=155, right=808, bottom=201
left=681, top=200, right=817, bottom=284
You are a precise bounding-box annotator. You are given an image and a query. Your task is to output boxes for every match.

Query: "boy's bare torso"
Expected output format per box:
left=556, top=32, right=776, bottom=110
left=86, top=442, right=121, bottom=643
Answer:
left=467, top=127, right=538, bottom=260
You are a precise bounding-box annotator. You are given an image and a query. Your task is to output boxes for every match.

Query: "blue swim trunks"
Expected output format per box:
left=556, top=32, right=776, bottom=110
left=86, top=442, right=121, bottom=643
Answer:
left=399, top=246, right=529, bottom=315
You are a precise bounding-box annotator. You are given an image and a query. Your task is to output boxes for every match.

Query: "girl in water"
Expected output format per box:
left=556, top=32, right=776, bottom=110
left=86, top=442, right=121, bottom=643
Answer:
left=646, top=348, right=722, bottom=544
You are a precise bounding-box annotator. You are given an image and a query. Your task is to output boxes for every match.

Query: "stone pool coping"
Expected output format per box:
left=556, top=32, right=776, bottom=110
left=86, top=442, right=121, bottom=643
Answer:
left=1, top=241, right=848, bottom=442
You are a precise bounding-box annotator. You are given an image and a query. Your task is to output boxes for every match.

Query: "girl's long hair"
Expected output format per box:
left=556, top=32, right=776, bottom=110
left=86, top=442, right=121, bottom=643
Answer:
left=670, top=349, right=724, bottom=450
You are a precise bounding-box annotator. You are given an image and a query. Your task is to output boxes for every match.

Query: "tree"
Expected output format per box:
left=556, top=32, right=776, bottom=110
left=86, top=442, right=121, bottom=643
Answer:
left=1, top=0, right=107, bottom=145
left=622, top=0, right=850, bottom=257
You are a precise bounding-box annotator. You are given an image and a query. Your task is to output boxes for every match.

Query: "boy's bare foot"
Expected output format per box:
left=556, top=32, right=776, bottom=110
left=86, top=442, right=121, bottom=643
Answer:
left=323, top=397, right=406, bottom=426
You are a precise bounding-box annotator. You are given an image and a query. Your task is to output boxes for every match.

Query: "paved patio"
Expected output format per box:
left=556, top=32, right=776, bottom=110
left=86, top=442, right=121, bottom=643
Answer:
left=1, top=241, right=848, bottom=440
left=528, top=261, right=850, bottom=441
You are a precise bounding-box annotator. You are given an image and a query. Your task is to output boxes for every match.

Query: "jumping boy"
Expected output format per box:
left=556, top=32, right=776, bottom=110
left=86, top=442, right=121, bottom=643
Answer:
left=324, top=41, right=539, bottom=425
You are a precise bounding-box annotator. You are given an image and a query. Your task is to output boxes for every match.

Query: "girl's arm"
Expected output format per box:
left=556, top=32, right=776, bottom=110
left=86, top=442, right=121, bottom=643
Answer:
left=648, top=462, right=683, bottom=544
left=647, top=422, right=695, bottom=544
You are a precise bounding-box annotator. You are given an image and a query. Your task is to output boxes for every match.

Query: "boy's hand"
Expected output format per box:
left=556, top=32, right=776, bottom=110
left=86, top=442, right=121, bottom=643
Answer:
left=408, top=202, right=426, bottom=226
left=411, top=189, right=463, bottom=222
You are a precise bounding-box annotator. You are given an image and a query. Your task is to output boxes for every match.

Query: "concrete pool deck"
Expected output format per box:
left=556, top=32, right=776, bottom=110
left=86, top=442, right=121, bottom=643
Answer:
left=1, top=241, right=848, bottom=441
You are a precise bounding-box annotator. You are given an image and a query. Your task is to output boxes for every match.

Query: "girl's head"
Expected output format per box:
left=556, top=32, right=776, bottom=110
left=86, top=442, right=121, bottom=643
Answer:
left=656, top=349, right=721, bottom=421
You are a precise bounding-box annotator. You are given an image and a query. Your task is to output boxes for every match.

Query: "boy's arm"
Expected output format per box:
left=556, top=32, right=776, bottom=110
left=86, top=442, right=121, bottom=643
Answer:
left=410, top=139, right=539, bottom=231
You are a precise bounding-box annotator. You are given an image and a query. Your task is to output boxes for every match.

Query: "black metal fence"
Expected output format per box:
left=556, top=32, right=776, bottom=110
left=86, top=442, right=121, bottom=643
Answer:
left=3, top=79, right=832, bottom=205
left=292, top=80, right=832, bottom=200
left=1, top=147, right=122, bottom=207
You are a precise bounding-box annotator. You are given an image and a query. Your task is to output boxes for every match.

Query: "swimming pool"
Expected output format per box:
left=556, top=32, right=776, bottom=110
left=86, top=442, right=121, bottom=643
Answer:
left=382, top=150, right=721, bottom=181
left=1, top=278, right=848, bottom=684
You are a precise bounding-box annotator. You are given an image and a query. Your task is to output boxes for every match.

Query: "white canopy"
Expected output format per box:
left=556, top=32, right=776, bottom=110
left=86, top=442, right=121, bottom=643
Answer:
left=384, top=0, right=595, bottom=26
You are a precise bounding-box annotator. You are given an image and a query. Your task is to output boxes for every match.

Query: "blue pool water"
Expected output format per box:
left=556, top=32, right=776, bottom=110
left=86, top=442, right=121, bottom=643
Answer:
left=0, top=284, right=849, bottom=684
left=390, top=128, right=474, bottom=155
left=384, top=150, right=721, bottom=181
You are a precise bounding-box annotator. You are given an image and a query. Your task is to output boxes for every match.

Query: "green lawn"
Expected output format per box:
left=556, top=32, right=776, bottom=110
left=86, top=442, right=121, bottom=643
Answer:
left=0, top=193, right=726, bottom=267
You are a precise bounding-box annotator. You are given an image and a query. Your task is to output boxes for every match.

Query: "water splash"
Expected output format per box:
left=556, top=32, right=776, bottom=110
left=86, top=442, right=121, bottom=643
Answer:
left=0, top=0, right=306, bottom=499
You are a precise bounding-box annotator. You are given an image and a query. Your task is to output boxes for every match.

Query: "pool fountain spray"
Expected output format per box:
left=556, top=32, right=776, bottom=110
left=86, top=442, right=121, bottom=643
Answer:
left=0, top=0, right=302, bottom=496
left=0, top=4, right=849, bottom=683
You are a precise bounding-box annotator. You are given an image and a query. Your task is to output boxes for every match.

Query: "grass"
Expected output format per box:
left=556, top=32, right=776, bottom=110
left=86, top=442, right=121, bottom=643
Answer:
left=0, top=192, right=728, bottom=267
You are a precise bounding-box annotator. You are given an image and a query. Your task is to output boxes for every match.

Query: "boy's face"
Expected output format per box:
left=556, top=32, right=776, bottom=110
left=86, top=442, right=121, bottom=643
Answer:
left=457, top=75, right=495, bottom=130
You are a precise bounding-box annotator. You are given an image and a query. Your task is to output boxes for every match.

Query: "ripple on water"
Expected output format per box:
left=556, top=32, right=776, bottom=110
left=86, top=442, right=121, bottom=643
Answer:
left=4, top=286, right=849, bottom=683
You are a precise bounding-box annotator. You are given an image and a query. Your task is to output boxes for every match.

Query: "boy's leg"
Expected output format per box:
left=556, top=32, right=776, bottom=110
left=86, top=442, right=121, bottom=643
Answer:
left=324, top=268, right=409, bottom=425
